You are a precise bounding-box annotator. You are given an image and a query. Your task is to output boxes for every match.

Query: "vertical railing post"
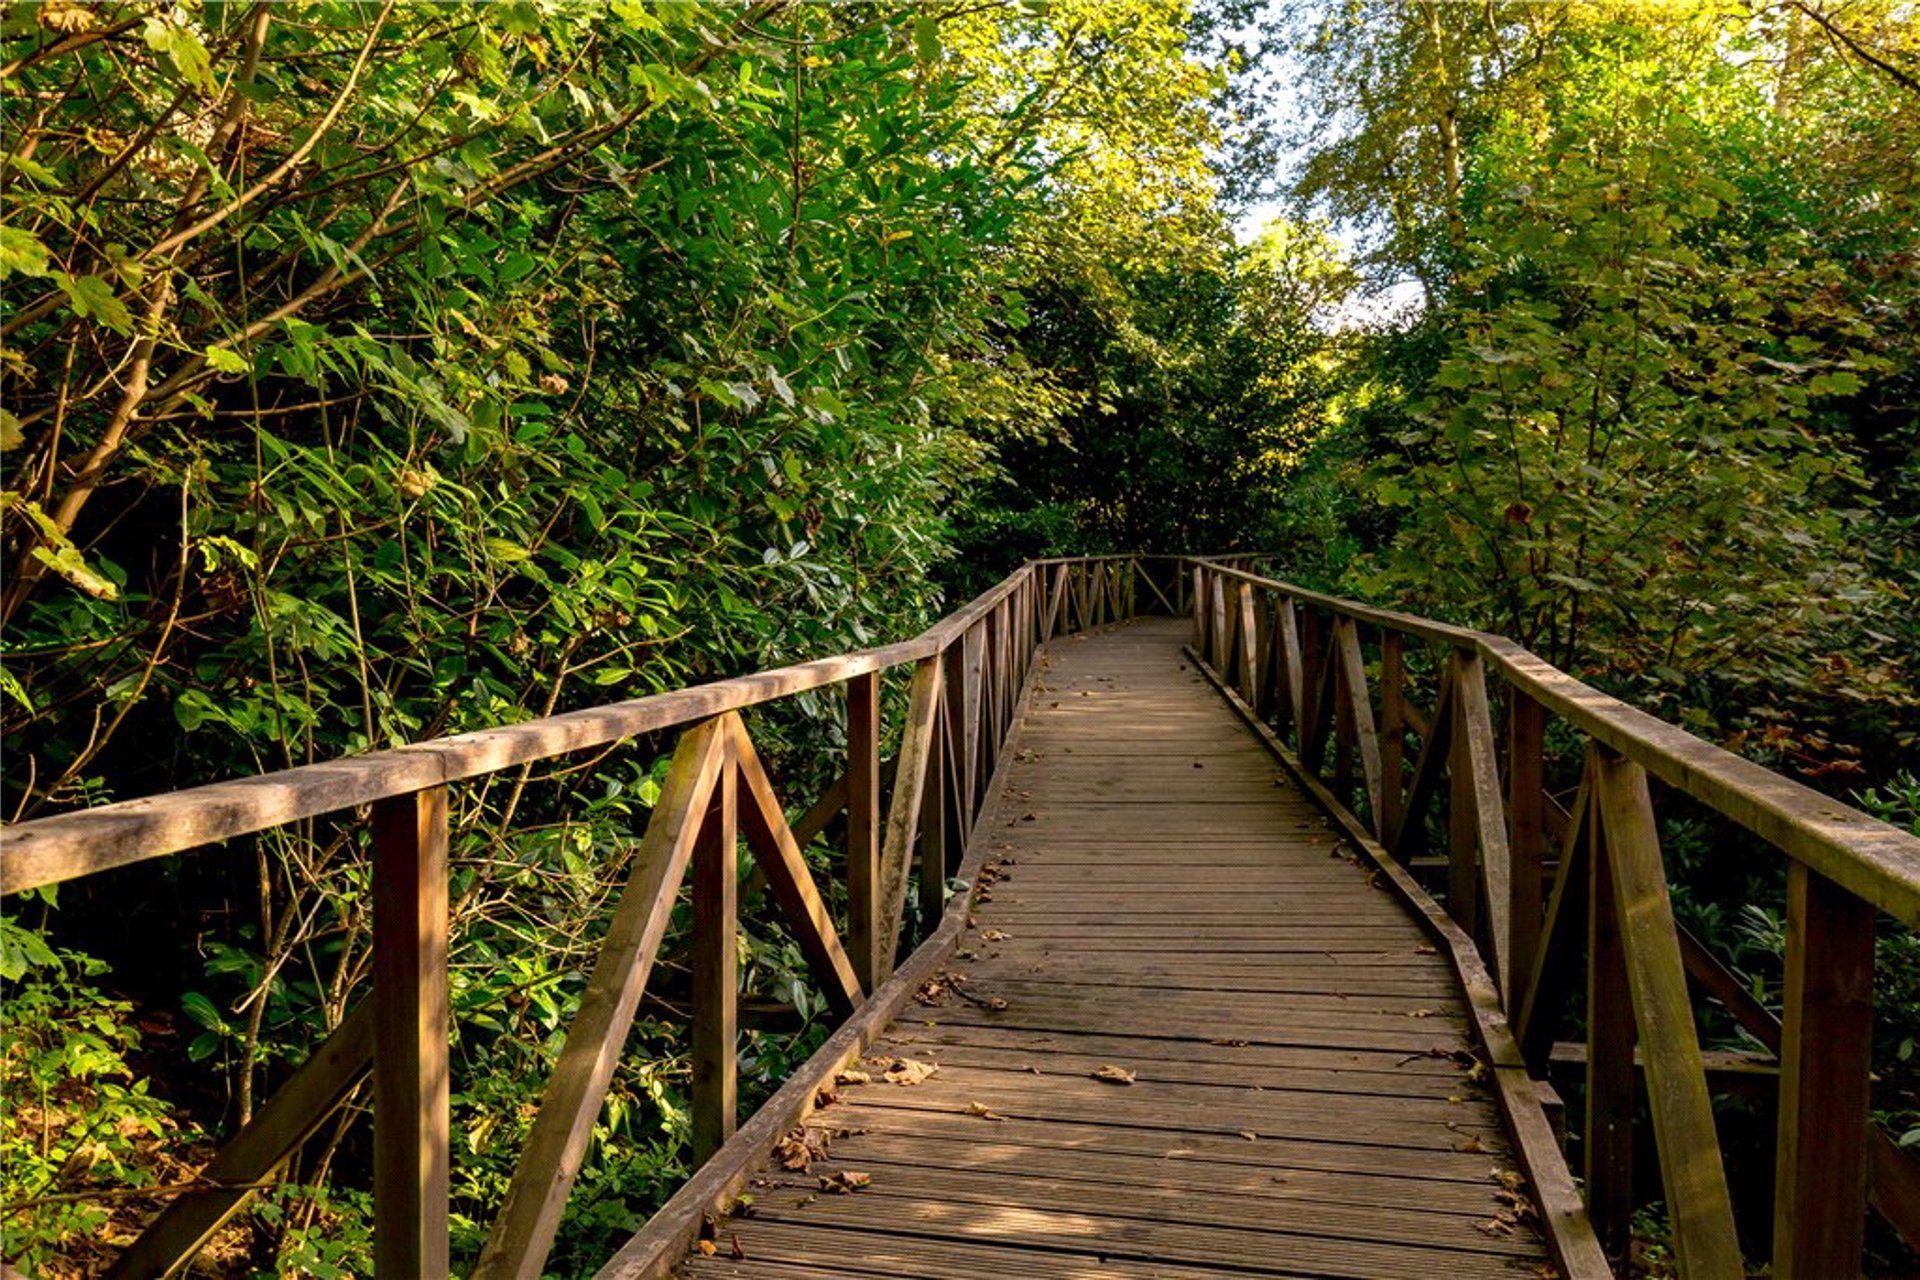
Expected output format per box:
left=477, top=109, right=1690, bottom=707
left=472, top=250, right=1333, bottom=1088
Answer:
left=1191, top=566, right=1205, bottom=654
left=372, top=785, right=451, bottom=1278
left=1507, top=689, right=1548, bottom=1005
left=1773, top=862, right=1875, bottom=1279
left=1210, top=574, right=1228, bottom=670
left=690, top=742, right=738, bottom=1164
left=1380, top=632, right=1406, bottom=844
left=1583, top=756, right=1634, bottom=1267
left=918, top=716, right=949, bottom=928
left=1446, top=651, right=1481, bottom=937
left=846, top=672, right=882, bottom=990
left=1235, top=581, right=1259, bottom=708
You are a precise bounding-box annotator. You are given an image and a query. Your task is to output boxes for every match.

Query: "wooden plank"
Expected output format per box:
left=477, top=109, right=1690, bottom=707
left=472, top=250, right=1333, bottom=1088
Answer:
left=961, top=624, right=984, bottom=821
left=1505, top=689, right=1548, bottom=1006
left=473, top=719, right=727, bottom=1280
left=729, top=720, right=863, bottom=1018
left=0, top=590, right=990, bottom=895
left=1773, top=862, right=1875, bottom=1279
left=594, top=614, right=1042, bottom=1280
left=918, top=714, right=948, bottom=929
left=1190, top=566, right=1205, bottom=652
left=1183, top=642, right=1610, bottom=1280
left=1593, top=753, right=1742, bottom=1280
left=875, top=657, right=943, bottom=984
left=1333, top=617, right=1383, bottom=830
left=1236, top=581, right=1260, bottom=708
left=691, top=740, right=739, bottom=1165
left=1585, top=767, right=1634, bottom=1267
left=1276, top=596, right=1305, bottom=740
left=1193, top=565, right=1920, bottom=928
left=1872, top=1128, right=1920, bottom=1254
left=1453, top=652, right=1511, bottom=993
left=845, top=672, right=881, bottom=990
left=103, top=1004, right=374, bottom=1278
left=1379, top=631, right=1406, bottom=844
left=371, top=784, right=450, bottom=1279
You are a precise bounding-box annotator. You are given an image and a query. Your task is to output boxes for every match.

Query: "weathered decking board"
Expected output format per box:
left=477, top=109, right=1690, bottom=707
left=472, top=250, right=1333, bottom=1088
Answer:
left=682, top=620, right=1553, bottom=1278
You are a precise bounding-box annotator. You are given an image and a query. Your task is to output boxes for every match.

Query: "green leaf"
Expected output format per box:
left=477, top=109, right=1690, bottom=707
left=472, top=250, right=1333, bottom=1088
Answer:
left=53, top=272, right=133, bottom=334
left=0, top=410, right=23, bottom=451
left=913, top=15, right=940, bottom=63
left=181, top=991, right=225, bottom=1032
left=204, top=346, right=250, bottom=375
left=30, top=542, right=119, bottom=600
left=0, top=226, right=50, bottom=279
left=143, top=16, right=217, bottom=93
left=0, top=916, right=58, bottom=981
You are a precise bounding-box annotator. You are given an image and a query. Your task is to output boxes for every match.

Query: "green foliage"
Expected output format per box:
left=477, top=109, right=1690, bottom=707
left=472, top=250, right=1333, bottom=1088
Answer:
left=0, top=947, right=192, bottom=1272
left=0, top=1, right=1248, bottom=1270
left=1273, top=0, right=1919, bottom=777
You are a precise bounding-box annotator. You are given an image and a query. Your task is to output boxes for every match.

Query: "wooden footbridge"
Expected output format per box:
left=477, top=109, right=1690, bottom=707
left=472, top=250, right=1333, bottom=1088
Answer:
left=6, top=557, right=1920, bottom=1279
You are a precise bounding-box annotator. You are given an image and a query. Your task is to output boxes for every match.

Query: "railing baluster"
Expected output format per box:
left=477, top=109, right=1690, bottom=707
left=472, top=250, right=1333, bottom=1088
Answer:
left=1332, top=618, right=1383, bottom=828
left=875, top=657, right=944, bottom=984
left=691, top=743, right=738, bottom=1164
left=372, top=784, right=451, bottom=1279
left=1234, top=581, right=1259, bottom=708
left=1507, top=689, right=1548, bottom=1004
left=846, top=672, right=882, bottom=990
left=1593, top=751, right=1742, bottom=1280
left=1447, top=664, right=1481, bottom=937
left=475, top=720, right=727, bottom=1279
left=1454, top=651, right=1512, bottom=989
left=1191, top=566, right=1206, bottom=654
left=1380, top=631, right=1407, bottom=842
left=1773, top=862, right=1875, bottom=1279
left=1276, top=597, right=1304, bottom=742
left=919, top=714, right=949, bottom=927
left=1584, top=763, right=1635, bottom=1268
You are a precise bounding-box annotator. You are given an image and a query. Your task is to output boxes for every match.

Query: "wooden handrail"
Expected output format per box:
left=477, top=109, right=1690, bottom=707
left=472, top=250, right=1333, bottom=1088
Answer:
left=1185, top=557, right=1920, bottom=1280
left=1198, top=561, right=1920, bottom=924
left=5, top=554, right=1166, bottom=1278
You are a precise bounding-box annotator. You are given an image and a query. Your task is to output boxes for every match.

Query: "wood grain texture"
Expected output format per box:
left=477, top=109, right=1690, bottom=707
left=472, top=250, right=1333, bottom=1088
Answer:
left=1593, top=753, right=1742, bottom=1280
left=474, top=719, right=727, bottom=1280
left=675, top=622, right=1558, bottom=1279
left=1773, top=861, right=1875, bottom=1279
left=371, top=785, right=450, bottom=1280
left=691, top=748, right=739, bottom=1165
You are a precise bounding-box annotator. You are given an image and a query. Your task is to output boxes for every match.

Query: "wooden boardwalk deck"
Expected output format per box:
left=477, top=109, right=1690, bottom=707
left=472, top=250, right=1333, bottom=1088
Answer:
left=681, top=620, right=1553, bottom=1279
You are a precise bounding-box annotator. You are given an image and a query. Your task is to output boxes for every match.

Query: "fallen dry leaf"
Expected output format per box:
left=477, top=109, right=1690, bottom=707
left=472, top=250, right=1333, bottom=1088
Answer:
left=1407, top=1008, right=1436, bottom=1018
left=1091, top=1064, right=1136, bottom=1085
left=1476, top=1215, right=1516, bottom=1237
left=818, top=1170, right=872, bottom=1194
left=773, top=1126, right=832, bottom=1171
left=729, top=1234, right=746, bottom=1261
left=836, top=1069, right=872, bottom=1086
left=1239, top=1130, right=1260, bottom=1141
left=879, top=1058, right=939, bottom=1086
left=695, top=1240, right=717, bottom=1257
left=981, top=929, right=1011, bottom=941
left=1210, top=1037, right=1250, bottom=1047
left=965, top=1101, right=1008, bottom=1121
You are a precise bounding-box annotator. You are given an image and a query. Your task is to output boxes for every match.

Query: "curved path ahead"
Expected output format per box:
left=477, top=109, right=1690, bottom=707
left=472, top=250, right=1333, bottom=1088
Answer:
left=682, top=620, right=1553, bottom=1279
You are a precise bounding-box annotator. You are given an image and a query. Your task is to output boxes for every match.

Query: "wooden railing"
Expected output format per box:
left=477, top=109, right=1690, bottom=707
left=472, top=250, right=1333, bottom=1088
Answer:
left=1188, top=558, right=1920, bottom=1280
left=0, top=554, right=1177, bottom=1279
